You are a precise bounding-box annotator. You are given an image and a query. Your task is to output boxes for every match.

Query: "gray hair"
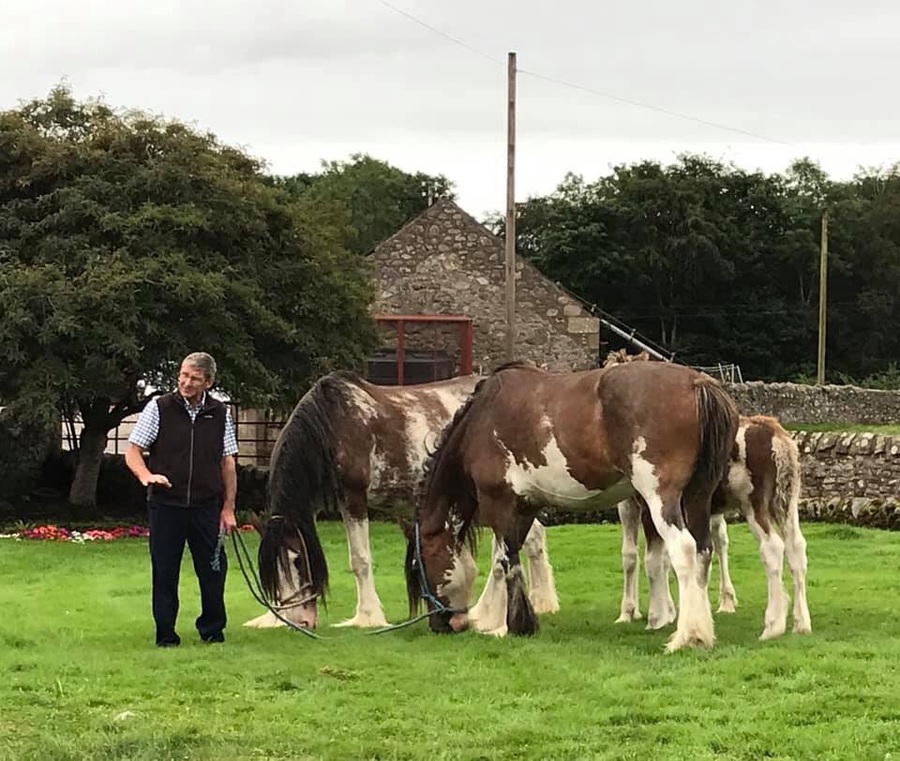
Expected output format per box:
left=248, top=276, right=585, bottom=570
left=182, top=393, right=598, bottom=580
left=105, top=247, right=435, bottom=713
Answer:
left=182, top=352, right=217, bottom=383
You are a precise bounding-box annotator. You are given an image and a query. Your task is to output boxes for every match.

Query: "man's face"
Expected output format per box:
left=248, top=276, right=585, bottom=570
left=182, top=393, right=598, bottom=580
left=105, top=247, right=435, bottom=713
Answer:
left=177, top=362, right=212, bottom=404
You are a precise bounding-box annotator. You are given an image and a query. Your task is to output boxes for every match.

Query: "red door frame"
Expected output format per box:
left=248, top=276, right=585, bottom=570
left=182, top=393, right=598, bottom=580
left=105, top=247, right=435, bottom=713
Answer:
left=373, top=314, right=474, bottom=385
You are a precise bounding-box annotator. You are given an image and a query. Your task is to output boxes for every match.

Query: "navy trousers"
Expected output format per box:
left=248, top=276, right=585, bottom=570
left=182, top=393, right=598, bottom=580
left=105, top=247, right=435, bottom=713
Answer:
left=148, top=501, right=227, bottom=645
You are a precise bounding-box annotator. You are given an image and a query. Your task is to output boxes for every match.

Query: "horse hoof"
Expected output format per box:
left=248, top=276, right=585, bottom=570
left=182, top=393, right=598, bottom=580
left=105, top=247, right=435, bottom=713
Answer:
left=332, top=613, right=390, bottom=629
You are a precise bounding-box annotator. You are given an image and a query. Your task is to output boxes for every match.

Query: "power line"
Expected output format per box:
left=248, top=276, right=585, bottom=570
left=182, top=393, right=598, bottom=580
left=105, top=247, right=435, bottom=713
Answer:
left=373, top=0, right=502, bottom=64
left=373, top=0, right=792, bottom=146
left=516, top=69, right=792, bottom=146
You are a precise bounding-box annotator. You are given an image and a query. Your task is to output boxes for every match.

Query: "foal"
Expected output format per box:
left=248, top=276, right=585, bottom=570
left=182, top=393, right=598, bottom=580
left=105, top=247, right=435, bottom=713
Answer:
left=617, top=414, right=812, bottom=640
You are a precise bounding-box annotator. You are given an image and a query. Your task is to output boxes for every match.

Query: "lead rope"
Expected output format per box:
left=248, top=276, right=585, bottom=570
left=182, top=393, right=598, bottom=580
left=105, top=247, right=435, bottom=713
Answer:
left=219, top=521, right=460, bottom=639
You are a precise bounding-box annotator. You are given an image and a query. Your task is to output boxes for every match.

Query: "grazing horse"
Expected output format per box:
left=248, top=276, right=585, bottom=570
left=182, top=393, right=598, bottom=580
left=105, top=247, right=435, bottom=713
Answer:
left=406, top=360, right=739, bottom=652
left=601, top=351, right=812, bottom=639
left=617, top=414, right=812, bottom=640
left=247, top=371, right=559, bottom=631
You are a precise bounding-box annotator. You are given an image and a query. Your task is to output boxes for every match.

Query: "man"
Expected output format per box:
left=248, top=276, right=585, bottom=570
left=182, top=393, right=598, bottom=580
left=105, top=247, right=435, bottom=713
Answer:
left=125, top=352, right=238, bottom=647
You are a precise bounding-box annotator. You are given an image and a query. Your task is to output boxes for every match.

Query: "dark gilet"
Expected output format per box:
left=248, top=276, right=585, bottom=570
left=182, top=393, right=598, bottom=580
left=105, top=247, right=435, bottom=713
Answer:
left=148, top=393, right=226, bottom=508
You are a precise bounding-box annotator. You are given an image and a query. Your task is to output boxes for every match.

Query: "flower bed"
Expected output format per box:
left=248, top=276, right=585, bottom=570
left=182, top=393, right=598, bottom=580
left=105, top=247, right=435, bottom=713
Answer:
left=0, top=524, right=256, bottom=542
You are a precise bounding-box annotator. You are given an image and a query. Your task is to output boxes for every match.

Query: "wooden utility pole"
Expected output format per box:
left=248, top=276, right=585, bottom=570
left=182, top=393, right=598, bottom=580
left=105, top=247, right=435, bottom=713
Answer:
left=504, top=51, right=517, bottom=361
left=816, top=210, right=829, bottom=385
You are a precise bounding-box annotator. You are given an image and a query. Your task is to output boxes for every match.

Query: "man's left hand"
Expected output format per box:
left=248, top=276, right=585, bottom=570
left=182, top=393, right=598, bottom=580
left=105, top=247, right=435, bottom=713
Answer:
left=220, top=506, right=238, bottom=536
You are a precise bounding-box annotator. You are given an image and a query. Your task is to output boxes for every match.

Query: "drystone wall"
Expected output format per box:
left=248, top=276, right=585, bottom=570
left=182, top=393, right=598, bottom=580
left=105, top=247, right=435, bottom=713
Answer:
left=792, top=431, right=900, bottom=530
left=727, top=381, right=900, bottom=425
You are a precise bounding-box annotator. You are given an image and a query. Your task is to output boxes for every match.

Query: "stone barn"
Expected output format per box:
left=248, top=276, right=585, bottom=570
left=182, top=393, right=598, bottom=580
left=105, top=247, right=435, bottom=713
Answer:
left=368, top=199, right=600, bottom=378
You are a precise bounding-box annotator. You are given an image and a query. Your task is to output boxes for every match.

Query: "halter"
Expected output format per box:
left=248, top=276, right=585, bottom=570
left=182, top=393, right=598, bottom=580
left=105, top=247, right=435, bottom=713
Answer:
left=412, top=522, right=455, bottom=615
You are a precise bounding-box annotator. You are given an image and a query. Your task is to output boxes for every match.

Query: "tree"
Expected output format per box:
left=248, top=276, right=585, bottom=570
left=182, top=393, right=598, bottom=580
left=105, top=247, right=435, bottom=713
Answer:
left=273, top=154, right=455, bottom=256
left=0, top=86, right=378, bottom=507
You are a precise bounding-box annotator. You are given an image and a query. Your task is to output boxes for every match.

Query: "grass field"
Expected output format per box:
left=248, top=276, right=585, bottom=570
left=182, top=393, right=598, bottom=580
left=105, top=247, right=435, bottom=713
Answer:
left=1, top=521, right=899, bottom=760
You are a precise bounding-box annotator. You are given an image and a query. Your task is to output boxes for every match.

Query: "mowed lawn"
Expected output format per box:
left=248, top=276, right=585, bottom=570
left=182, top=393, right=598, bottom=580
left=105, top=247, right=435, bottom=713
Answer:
left=1, top=521, right=899, bottom=760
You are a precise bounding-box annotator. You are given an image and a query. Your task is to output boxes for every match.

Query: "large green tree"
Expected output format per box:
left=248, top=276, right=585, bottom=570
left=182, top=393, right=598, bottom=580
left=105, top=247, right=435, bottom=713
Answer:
left=503, top=154, right=900, bottom=381
left=0, top=86, right=378, bottom=507
left=272, top=154, right=454, bottom=256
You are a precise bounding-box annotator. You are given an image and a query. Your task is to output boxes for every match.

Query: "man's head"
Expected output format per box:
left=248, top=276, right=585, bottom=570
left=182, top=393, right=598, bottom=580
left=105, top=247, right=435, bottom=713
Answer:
left=178, top=352, right=217, bottom=404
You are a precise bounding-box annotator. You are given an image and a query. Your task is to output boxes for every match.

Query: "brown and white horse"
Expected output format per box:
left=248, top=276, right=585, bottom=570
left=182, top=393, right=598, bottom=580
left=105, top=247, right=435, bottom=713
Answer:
left=247, top=371, right=559, bottom=631
left=407, top=360, right=739, bottom=652
left=617, top=414, right=812, bottom=640
left=602, top=351, right=812, bottom=640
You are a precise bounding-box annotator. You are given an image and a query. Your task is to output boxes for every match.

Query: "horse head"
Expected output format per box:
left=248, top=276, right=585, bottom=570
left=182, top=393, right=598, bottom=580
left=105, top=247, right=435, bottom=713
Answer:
left=402, top=519, right=475, bottom=634
left=254, top=511, right=322, bottom=630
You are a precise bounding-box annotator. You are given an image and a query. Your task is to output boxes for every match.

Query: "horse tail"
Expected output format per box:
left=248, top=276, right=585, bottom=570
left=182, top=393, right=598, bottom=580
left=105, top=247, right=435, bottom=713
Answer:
left=769, top=420, right=802, bottom=531
left=258, top=374, right=352, bottom=603
left=693, top=377, right=740, bottom=493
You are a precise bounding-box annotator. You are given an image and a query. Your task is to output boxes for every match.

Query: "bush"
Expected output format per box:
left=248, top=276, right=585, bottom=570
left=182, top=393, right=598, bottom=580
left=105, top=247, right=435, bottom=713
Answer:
left=0, top=404, right=60, bottom=502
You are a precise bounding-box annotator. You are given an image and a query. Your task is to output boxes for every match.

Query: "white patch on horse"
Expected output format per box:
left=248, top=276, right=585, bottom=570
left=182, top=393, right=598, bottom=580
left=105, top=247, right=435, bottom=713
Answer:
left=437, top=542, right=477, bottom=613
left=726, top=425, right=753, bottom=506
left=615, top=499, right=643, bottom=623
left=500, top=424, right=633, bottom=511
left=469, top=533, right=509, bottom=636
left=367, top=442, right=389, bottom=493
left=333, top=517, right=388, bottom=628
left=522, top=521, right=560, bottom=615
left=347, top=385, right=379, bottom=423
left=404, top=410, right=434, bottom=474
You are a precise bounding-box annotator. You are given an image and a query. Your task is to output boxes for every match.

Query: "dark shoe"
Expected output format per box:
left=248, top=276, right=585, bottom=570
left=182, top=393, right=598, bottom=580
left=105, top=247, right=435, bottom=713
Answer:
left=156, top=639, right=181, bottom=648
left=201, top=633, right=225, bottom=644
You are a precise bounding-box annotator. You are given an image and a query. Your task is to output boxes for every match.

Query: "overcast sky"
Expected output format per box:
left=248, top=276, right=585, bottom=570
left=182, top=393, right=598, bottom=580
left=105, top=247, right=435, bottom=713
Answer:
left=4, top=0, right=900, bottom=218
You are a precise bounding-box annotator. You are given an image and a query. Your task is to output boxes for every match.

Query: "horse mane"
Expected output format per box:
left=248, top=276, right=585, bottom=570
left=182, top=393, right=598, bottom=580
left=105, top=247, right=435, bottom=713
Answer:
left=418, top=358, right=537, bottom=534
left=259, top=372, right=358, bottom=603
left=405, top=375, right=497, bottom=612
left=417, top=378, right=487, bottom=548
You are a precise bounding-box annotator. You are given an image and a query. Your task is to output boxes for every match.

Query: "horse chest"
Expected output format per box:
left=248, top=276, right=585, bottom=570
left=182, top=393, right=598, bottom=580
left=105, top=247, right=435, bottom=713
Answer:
left=501, top=436, right=634, bottom=512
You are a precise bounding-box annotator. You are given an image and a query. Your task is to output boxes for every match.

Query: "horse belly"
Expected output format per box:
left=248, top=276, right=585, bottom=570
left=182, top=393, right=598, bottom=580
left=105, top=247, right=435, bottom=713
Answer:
left=504, top=457, right=634, bottom=513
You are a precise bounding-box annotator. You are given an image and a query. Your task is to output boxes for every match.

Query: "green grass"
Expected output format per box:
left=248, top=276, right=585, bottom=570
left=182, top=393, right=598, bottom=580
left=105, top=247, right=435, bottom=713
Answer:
left=785, top=422, right=900, bottom=435
left=1, top=522, right=899, bottom=760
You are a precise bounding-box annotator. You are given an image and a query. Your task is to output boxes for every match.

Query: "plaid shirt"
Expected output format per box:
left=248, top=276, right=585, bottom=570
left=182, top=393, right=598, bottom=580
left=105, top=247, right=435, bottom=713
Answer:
left=129, top=393, right=238, bottom=456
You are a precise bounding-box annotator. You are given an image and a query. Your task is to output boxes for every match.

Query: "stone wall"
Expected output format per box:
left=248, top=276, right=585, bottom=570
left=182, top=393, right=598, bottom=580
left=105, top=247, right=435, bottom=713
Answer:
left=728, top=381, right=900, bottom=425
left=369, top=199, right=600, bottom=373
left=792, top=431, right=900, bottom=530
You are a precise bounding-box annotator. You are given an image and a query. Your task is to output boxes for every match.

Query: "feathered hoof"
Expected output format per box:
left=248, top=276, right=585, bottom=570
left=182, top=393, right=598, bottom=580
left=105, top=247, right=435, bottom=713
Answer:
left=615, top=608, right=643, bottom=624
left=665, top=628, right=715, bottom=653
left=716, top=596, right=737, bottom=614
left=530, top=593, right=560, bottom=616
left=792, top=620, right=812, bottom=635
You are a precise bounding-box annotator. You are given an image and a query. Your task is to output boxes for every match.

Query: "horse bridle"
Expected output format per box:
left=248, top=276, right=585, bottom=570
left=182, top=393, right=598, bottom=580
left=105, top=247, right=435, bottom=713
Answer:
left=412, top=522, right=459, bottom=616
